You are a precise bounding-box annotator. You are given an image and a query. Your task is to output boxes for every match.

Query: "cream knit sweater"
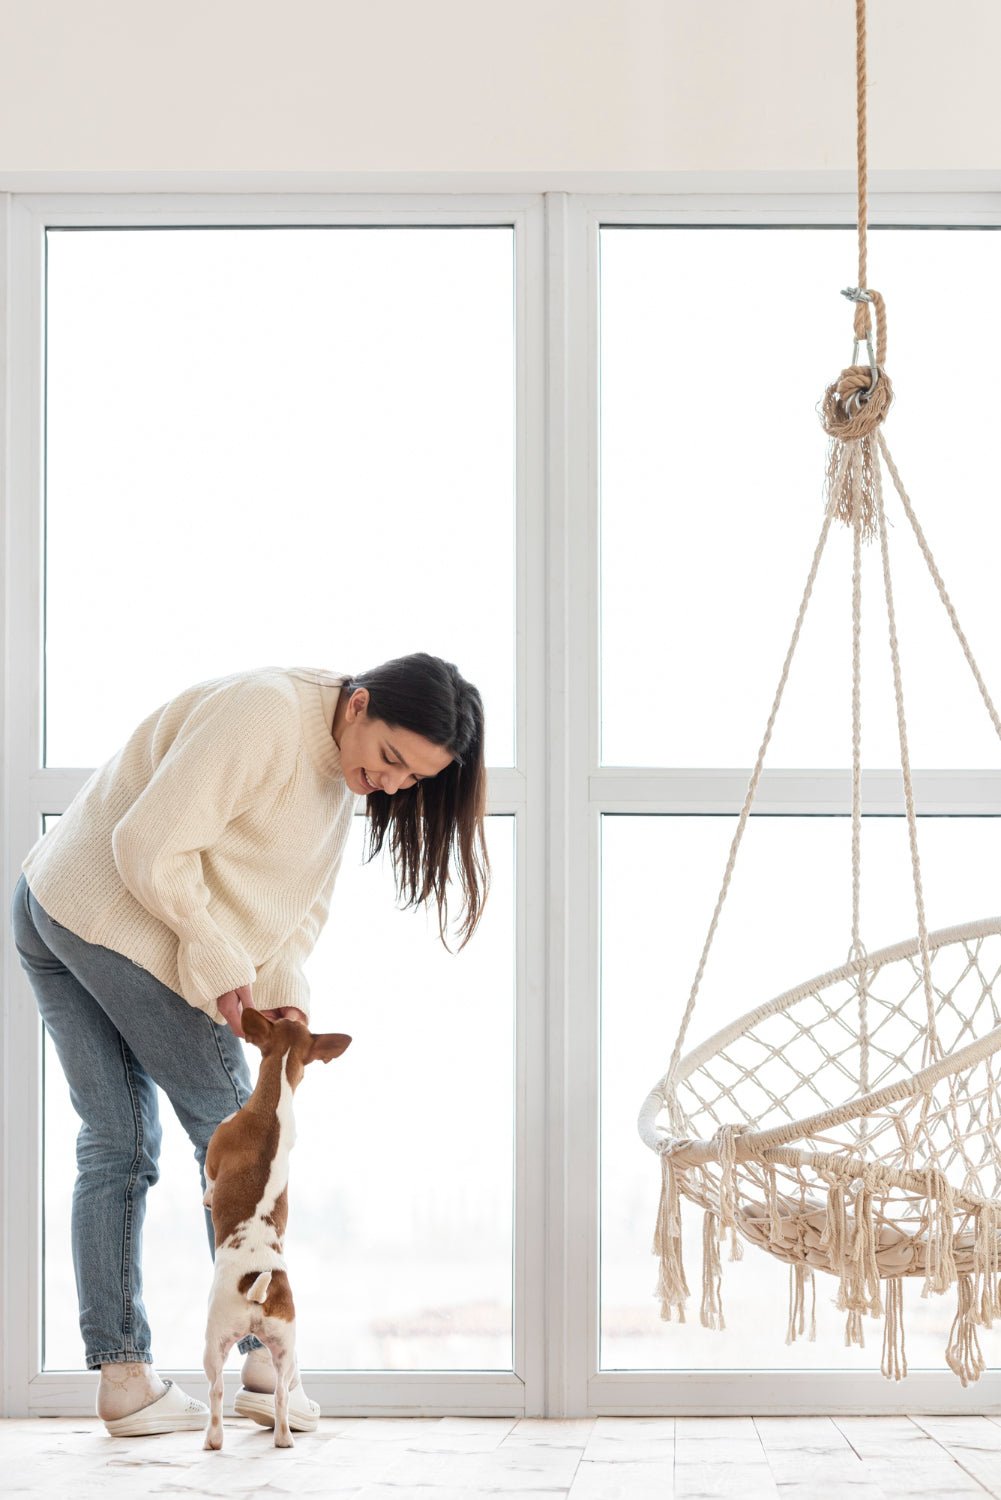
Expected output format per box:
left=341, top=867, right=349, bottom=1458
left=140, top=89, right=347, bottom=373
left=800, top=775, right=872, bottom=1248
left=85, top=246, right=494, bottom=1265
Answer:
left=21, top=665, right=361, bottom=1025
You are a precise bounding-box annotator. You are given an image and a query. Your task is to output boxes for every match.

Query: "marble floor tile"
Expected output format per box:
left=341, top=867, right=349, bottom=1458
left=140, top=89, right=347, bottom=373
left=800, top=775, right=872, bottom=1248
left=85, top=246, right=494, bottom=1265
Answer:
left=582, top=1416, right=675, bottom=1462
left=568, top=1457, right=676, bottom=1498
left=3, top=1414, right=1000, bottom=1500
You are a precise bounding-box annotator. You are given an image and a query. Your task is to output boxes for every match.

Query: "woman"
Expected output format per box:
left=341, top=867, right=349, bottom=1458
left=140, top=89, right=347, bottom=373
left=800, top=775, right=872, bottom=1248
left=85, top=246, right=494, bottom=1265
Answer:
left=10, top=654, right=489, bottom=1435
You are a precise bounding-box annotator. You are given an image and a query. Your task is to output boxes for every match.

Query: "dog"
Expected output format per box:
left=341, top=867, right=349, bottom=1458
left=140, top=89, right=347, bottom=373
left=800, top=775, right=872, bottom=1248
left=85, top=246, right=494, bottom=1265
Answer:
left=201, top=1007, right=351, bottom=1448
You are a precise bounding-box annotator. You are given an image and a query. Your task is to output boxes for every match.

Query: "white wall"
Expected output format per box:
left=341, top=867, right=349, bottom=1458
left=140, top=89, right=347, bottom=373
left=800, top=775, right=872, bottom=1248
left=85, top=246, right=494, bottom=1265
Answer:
left=0, top=0, right=997, bottom=178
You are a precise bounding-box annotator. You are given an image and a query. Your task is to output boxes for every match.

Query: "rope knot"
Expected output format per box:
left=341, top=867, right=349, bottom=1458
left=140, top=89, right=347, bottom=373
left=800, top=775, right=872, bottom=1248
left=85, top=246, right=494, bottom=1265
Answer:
left=817, top=286, right=893, bottom=539
left=820, top=365, right=894, bottom=443
left=709, top=1121, right=748, bottom=1167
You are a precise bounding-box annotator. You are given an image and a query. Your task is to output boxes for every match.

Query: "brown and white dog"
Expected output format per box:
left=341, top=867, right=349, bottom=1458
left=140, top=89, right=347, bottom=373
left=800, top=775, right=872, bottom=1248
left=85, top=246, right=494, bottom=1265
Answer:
left=201, top=1008, right=351, bottom=1449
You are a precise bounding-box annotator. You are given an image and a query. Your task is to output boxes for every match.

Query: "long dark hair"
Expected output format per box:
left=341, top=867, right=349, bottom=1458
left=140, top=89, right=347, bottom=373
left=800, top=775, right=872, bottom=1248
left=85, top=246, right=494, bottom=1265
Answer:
left=342, top=653, right=490, bottom=952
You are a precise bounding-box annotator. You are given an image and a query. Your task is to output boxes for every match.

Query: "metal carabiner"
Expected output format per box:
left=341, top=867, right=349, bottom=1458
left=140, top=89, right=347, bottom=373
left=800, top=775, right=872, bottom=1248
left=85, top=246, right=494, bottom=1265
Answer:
left=842, top=286, right=879, bottom=413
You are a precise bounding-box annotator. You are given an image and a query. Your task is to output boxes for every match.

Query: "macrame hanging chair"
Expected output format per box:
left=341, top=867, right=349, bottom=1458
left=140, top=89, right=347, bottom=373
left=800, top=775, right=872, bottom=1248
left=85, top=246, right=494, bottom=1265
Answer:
left=637, top=0, right=1001, bottom=1386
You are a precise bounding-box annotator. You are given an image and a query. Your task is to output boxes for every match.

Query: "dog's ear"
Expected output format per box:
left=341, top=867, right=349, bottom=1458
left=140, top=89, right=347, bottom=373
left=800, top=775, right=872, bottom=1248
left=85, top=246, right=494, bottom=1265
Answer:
left=305, top=1032, right=352, bottom=1065
left=240, top=1008, right=272, bottom=1046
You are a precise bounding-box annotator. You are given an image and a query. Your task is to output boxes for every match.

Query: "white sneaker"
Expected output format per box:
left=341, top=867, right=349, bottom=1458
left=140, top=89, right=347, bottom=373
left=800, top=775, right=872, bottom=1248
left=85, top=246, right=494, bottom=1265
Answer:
left=233, top=1380, right=320, bottom=1433
left=102, top=1378, right=209, bottom=1436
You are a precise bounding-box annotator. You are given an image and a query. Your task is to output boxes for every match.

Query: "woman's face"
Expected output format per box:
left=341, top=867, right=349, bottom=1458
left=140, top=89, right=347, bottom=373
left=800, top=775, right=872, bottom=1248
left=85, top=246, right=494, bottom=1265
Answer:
left=333, top=687, right=454, bottom=797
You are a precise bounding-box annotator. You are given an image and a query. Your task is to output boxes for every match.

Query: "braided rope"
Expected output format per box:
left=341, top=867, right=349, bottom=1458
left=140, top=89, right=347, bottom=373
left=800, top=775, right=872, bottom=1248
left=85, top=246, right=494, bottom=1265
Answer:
left=877, top=430, right=1001, bottom=748
left=663, top=445, right=850, bottom=1091
left=850, top=450, right=870, bottom=1110
left=872, top=447, right=941, bottom=1064
left=853, top=0, right=870, bottom=345
left=850, top=447, right=872, bottom=1150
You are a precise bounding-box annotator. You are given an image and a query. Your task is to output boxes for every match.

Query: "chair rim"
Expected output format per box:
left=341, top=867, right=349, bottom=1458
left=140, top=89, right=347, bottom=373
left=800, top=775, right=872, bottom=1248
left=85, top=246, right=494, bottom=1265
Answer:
left=677, top=913, right=1001, bottom=1082
left=638, top=914, right=1001, bottom=1159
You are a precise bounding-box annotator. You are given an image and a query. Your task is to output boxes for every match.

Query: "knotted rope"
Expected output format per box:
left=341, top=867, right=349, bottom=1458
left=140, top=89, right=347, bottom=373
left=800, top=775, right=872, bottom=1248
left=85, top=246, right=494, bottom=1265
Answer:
left=819, top=0, right=893, bottom=537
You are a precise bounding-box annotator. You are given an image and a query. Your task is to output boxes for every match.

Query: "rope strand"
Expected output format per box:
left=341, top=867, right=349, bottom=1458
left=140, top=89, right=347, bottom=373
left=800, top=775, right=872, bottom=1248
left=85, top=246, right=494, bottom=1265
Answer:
left=854, top=0, right=871, bottom=343
left=873, top=448, right=941, bottom=1063
left=664, top=458, right=845, bottom=1082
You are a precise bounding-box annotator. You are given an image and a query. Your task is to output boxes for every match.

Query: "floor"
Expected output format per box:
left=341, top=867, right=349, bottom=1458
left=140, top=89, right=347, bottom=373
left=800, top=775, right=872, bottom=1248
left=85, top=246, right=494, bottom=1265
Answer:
left=5, top=1414, right=1001, bottom=1497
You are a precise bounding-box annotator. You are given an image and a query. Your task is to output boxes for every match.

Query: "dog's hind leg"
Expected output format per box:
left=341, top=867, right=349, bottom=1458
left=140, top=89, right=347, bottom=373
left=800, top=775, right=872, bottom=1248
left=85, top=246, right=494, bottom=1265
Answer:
left=262, top=1325, right=296, bottom=1448
left=203, top=1330, right=237, bottom=1450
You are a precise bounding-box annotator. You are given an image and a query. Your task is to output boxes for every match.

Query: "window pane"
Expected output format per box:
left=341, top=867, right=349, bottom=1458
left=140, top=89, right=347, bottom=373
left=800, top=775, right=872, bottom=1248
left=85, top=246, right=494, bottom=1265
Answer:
left=600, top=812, right=1001, bottom=1370
left=44, top=226, right=515, bottom=768
left=43, top=813, right=515, bottom=1371
left=600, top=227, right=1001, bottom=768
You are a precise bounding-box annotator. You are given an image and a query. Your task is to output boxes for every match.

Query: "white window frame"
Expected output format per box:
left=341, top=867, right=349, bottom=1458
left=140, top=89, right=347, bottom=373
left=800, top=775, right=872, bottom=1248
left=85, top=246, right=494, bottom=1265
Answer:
left=2, top=177, right=1000, bottom=1420
left=567, top=188, right=1001, bottom=1419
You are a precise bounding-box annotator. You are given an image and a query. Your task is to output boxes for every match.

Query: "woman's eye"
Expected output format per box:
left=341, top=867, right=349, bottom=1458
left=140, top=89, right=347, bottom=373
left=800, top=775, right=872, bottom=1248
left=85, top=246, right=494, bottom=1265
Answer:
left=383, top=751, right=418, bottom=783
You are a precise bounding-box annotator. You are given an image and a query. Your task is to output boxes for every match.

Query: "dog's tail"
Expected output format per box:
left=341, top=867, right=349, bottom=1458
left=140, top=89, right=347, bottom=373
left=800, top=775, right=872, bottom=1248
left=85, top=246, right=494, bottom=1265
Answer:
left=245, top=1271, right=272, bottom=1304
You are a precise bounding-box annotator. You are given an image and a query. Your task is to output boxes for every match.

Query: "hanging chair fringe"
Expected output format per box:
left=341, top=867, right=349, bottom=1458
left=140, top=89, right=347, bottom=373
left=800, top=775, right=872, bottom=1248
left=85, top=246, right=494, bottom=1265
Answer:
left=945, top=1273, right=986, bottom=1387
left=822, top=1172, right=883, bottom=1346
left=922, top=1169, right=958, bottom=1298
left=650, top=1120, right=1001, bottom=1380
left=713, top=1123, right=744, bottom=1263
left=785, top=1262, right=817, bottom=1345
left=855, top=1184, right=883, bottom=1318
left=880, top=1278, right=907, bottom=1381
left=701, top=1209, right=725, bottom=1330
left=972, top=1202, right=1001, bottom=1326
left=652, top=1153, right=689, bottom=1322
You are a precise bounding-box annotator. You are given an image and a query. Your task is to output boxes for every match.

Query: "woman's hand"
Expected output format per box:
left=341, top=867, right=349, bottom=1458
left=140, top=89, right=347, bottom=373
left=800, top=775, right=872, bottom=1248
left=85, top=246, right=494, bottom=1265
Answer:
left=216, top=987, right=309, bottom=1036
left=217, top=983, right=255, bottom=1038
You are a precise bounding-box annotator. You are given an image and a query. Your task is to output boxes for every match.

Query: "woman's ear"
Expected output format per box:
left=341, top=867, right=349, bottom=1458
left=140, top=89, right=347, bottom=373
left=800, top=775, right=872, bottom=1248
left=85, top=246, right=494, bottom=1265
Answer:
left=305, top=1032, right=352, bottom=1065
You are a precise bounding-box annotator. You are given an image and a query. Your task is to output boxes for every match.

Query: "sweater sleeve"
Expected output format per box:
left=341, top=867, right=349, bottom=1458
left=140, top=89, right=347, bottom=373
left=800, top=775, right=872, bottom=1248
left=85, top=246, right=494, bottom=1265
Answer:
left=110, top=679, right=299, bottom=1015
left=250, top=866, right=341, bottom=1018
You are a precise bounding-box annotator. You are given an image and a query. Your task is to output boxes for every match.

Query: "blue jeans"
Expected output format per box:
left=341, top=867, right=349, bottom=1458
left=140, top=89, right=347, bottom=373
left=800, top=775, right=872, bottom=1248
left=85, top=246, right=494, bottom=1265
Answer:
left=9, top=870, right=264, bottom=1370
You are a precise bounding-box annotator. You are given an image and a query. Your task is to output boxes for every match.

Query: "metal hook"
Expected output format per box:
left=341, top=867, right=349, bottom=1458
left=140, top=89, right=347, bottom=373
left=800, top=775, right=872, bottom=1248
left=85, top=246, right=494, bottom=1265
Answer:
left=842, top=286, right=879, bottom=411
